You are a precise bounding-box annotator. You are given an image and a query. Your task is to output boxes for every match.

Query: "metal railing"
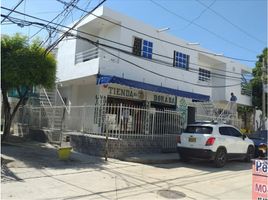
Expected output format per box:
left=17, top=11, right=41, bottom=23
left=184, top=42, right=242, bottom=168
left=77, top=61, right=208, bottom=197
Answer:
left=75, top=47, right=99, bottom=64
left=14, top=104, right=182, bottom=140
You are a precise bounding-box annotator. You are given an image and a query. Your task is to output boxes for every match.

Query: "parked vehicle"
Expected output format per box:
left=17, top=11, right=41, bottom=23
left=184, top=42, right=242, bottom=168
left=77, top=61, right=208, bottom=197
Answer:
left=177, top=122, right=255, bottom=167
left=247, top=130, right=267, bottom=158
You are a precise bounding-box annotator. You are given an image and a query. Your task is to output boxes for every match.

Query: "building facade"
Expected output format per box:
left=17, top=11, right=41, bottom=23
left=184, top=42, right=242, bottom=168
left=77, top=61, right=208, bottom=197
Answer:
left=56, top=6, right=252, bottom=129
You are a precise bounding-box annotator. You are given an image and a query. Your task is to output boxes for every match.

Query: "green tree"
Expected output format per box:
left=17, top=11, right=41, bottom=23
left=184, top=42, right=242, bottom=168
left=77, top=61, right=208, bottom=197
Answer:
left=237, top=105, right=253, bottom=131
left=1, top=34, right=56, bottom=141
left=251, top=48, right=267, bottom=129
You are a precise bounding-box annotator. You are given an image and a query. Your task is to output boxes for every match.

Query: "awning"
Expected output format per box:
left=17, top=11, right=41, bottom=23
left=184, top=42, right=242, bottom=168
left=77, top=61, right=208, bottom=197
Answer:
left=96, top=74, right=210, bottom=102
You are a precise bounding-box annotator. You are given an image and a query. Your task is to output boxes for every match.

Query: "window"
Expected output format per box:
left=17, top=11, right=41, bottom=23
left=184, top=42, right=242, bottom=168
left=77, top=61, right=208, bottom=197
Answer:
left=219, top=127, right=242, bottom=137
left=228, top=127, right=242, bottom=137
left=142, top=40, right=153, bottom=59
left=132, top=37, right=153, bottom=59
left=173, top=51, right=189, bottom=70
left=199, top=68, right=211, bottom=82
left=219, top=127, right=231, bottom=136
left=185, top=126, right=213, bottom=134
left=133, top=37, right=142, bottom=56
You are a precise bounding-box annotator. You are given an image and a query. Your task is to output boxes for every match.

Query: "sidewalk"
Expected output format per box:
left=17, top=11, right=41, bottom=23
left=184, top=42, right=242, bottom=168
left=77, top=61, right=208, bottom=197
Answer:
left=1, top=137, right=252, bottom=200
left=121, top=153, right=180, bottom=164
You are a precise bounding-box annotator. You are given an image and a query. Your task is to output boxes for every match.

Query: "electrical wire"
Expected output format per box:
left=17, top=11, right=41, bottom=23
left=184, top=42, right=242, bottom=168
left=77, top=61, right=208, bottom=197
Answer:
left=46, top=0, right=107, bottom=54
left=1, top=5, right=257, bottom=63
left=179, top=0, right=216, bottom=31
left=149, top=0, right=258, bottom=55
left=195, top=0, right=265, bottom=45
left=1, top=0, right=24, bottom=23
left=58, top=0, right=257, bottom=63
left=41, top=0, right=80, bottom=47
left=1, top=13, right=252, bottom=78
left=28, top=0, right=78, bottom=42
left=1, top=14, right=245, bottom=88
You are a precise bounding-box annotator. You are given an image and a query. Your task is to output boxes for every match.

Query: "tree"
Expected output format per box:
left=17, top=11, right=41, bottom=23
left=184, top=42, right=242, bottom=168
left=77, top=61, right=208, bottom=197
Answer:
left=251, top=48, right=268, bottom=129
left=1, top=34, right=56, bottom=141
left=237, top=105, right=253, bottom=131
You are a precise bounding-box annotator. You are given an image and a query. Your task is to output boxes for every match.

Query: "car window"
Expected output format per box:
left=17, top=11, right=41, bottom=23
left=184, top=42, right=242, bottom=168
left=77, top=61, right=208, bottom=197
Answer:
left=219, top=127, right=232, bottom=136
left=185, top=126, right=212, bottom=134
left=228, top=127, right=242, bottom=137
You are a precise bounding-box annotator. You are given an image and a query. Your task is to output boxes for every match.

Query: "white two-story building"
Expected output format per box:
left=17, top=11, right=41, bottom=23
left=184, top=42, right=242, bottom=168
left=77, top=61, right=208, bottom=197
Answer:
left=56, top=6, right=252, bottom=126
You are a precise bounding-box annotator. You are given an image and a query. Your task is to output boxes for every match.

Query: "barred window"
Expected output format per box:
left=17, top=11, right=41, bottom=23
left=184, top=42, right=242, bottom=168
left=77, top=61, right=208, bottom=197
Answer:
left=199, top=68, right=211, bottom=82
left=133, top=37, right=153, bottom=59
left=173, top=51, right=189, bottom=70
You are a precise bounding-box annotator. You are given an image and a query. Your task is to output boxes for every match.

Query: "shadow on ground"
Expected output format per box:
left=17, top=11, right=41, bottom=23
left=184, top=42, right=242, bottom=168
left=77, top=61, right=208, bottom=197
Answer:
left=1, top=136, right=107, bottom=182
left=152, top=158, right=252, bottom=172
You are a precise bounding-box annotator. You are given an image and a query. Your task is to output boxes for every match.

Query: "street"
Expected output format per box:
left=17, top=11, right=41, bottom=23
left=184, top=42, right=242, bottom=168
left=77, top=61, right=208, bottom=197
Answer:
left=1, top=140, right=252, bottom=200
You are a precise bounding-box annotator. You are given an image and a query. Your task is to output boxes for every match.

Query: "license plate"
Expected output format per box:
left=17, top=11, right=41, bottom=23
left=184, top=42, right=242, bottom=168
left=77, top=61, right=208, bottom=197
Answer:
left=189, top=137, right=196, bottom=142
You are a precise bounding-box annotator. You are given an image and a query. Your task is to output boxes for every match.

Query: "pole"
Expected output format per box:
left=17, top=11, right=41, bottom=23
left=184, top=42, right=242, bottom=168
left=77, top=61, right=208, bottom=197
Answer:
left=105, top=120, right=109, bottom=161
left=262, top=59, right=266, bottom=130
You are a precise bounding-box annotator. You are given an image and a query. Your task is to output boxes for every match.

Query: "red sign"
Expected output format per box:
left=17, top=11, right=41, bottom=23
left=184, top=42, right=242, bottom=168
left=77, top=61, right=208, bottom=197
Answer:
left=252, top=160, right=268, bottom=200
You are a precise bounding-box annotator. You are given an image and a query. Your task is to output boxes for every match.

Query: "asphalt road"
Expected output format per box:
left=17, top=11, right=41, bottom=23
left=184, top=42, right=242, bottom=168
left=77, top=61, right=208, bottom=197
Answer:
left=1, top=140, right=253, bottom=200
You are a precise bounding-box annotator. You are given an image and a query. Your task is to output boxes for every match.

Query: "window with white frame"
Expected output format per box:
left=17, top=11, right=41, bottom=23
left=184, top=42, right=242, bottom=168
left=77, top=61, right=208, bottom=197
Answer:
left=132, top=37, right=153, bottom=59
left=173, top=51, right=189, bottom=70
left=199, top=68, right=211, bottom=82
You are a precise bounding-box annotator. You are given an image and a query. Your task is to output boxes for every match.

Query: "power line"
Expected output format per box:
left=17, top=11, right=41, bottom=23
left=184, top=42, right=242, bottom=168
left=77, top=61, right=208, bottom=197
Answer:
left=40, top=0, right=81, bottom=47
left=1, top=13, right=251, bottom=78
left=1, top=14, right=244, bottom=88
left=1, top=0, right=24, bottom=23
left=149, top=0, right=258, bottom=55
left=179, top=0, right=216, bottom=31
left=1, top=5, right=257, bottom=63
left=28, top=0, right=78, bottom=42
left=195, top=0, right=265, bottom=45
left=56, top=0, right=257, bottom=63
left=45, top=0, right=107, bottom=54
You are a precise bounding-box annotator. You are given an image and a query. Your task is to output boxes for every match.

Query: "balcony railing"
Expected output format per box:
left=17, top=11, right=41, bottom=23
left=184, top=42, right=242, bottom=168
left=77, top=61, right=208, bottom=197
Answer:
left=75, top=47, right=99, bottom=64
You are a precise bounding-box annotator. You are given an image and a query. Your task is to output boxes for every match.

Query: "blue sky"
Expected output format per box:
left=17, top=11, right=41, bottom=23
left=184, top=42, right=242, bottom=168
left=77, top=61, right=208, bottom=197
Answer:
left=1, top=0, right=267, bottom=67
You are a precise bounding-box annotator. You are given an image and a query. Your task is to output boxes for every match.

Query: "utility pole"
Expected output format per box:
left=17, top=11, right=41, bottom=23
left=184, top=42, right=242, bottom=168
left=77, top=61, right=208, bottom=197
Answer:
left=261, top=58, right=267, bottom=130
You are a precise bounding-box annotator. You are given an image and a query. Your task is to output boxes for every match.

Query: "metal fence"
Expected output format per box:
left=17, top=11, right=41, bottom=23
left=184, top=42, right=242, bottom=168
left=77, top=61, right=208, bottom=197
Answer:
left=14, top=104, right=183, bottom=140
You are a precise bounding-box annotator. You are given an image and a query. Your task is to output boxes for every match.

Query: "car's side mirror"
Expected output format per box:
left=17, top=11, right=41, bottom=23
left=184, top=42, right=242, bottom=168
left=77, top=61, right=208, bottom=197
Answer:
left=242, top=135, right=246, bottom=140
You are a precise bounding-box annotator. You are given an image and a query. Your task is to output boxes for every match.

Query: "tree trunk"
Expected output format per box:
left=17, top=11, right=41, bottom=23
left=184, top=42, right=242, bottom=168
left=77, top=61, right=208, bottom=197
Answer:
left=2, top=112, right=12, bottom=141
left=1, top=87, right=29, bottom=142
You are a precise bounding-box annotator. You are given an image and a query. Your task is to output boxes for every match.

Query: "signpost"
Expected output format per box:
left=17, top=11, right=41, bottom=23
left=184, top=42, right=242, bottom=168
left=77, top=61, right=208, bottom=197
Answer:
left=252, top=159, right=268, bottom=200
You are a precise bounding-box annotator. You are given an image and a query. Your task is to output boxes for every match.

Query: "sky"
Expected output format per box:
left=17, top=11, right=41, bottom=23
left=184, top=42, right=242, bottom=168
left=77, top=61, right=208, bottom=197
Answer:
left=1, top=0, right=267, bottom=68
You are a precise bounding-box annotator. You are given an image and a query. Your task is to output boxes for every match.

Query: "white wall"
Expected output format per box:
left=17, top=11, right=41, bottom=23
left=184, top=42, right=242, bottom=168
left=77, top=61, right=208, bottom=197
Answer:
left=57, top=6, right=252, bottom=106
left=57, top=37, right=99, bottom=82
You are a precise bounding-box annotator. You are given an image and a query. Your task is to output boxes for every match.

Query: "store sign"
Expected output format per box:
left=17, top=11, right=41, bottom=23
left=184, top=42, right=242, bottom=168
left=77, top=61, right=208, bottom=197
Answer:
left=152, top=94, right=176, bottom=105
left=107, top=86, right=145, bottom=100
left=252, top=159, right=268, bottom=200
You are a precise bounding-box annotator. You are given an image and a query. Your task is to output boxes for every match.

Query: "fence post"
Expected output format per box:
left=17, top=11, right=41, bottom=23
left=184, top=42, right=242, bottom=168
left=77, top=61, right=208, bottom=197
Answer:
left=39, top=107, right=41, bottom=128
left=118, top=103, right=122, bottom=139
left=105, top=120, right=109, bottom=161
left=81, top=105, right=86, bottom=132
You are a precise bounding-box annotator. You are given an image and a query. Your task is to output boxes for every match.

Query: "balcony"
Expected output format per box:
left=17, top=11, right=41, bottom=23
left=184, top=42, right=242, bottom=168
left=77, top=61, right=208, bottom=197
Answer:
left=75, top=47, right=99, bottom=64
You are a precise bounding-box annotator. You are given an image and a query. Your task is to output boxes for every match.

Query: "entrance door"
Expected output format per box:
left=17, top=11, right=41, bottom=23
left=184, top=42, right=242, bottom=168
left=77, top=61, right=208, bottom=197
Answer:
left=187, top=106, right=196, bottom=124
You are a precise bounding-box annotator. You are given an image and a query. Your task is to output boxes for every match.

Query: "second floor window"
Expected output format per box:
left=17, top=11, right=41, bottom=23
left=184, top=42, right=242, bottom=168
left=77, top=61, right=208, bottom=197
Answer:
left=133, top=37, right=153, bottom=59
left=199, top=68, right=211, bottom=82
left=173, top=51, right=189, bottom=70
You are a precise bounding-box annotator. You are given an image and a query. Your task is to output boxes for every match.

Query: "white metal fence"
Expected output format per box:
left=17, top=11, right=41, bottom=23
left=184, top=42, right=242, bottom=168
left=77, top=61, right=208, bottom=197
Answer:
left=14, top=104, right=183, bottom=139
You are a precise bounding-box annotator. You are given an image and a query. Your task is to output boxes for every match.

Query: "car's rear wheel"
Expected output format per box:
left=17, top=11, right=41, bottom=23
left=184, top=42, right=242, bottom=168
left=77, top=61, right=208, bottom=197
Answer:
left=244, top=146, right=255, bottom=162
left=214, top=148, right=227, bottom=168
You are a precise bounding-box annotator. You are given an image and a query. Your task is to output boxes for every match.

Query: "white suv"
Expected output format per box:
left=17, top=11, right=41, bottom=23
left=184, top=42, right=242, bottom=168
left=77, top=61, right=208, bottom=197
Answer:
left=177, top=122, right=255, bottom=167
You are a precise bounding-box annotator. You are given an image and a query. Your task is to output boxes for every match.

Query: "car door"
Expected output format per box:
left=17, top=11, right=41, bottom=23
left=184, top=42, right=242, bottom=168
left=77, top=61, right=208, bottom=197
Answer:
left=218, top=126, right=237, bottom=154
left=227, top=127, right=248, bottom=154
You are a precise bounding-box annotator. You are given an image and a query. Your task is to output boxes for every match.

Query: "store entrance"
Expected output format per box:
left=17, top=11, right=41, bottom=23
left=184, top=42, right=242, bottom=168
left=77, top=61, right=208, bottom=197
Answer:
left=107, top=97, right=145, bottom=107
left=150, top=102, right=176, bottom=111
